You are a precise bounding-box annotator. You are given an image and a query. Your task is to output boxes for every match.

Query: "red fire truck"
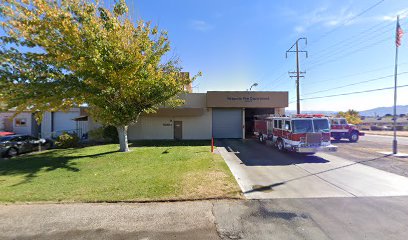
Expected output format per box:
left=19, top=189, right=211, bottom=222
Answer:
left=254, top=114, right=337, bottom=154
left=330, top=118, right=364, bottom=142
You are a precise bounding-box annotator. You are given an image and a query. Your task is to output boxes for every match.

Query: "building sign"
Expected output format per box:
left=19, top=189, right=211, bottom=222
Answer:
left=206, top=91, right=288, bottom=108
left=227, top=96, right=270, bottom=102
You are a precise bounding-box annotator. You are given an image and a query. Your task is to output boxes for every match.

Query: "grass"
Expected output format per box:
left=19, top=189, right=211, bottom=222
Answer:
left=0, top=141, right=241, bottom=203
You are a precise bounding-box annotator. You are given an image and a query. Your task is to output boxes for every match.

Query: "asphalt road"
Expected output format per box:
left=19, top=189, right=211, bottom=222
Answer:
left=217, top=139, right=408, bottom=199
left=330, top=135, right=408, bottom=177
left=2, top=198, right=408, bottom=240
left=360, top=134, right=408, bottom=147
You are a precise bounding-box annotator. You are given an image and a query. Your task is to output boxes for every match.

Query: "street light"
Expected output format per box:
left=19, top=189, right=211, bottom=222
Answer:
left=249, top=83, right=258, bottom=91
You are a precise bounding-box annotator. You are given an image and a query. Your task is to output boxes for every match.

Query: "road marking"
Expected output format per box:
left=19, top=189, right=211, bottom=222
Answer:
left=227, top=146, right=240, bottom=154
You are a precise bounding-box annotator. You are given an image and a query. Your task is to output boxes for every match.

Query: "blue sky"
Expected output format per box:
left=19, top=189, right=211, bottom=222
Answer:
left=124, top=0, right=408, bottom=112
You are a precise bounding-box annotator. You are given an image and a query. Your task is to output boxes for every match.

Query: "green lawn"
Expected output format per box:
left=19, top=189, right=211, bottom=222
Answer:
left=0, top=141, right=241, bottom=202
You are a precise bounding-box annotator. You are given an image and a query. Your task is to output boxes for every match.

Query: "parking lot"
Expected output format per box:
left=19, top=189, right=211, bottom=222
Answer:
left=217, top=136, right=408, bottom=199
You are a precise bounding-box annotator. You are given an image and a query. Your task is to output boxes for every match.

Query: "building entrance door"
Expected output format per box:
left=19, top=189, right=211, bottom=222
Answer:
left=174, top=121, right=182, bottom=140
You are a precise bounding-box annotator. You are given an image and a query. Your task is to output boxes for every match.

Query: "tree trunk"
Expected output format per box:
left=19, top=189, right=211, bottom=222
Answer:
left=117, top=125, right=129, bottom=152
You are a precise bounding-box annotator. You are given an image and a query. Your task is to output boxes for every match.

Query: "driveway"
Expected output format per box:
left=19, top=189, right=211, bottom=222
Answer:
left=217, top=139, right=408, bottom=199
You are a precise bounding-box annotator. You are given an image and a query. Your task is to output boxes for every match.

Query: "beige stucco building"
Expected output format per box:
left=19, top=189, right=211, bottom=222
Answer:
left=122, top=91, right=288, bottom=140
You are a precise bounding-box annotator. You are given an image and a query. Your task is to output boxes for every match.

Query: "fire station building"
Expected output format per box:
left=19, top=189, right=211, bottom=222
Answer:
left=119, top=91, right=288, bottom=140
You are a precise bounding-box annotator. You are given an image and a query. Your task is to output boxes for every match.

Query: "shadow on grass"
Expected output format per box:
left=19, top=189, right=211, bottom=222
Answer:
left=0, top=149, right=117, bottom=186
left=129, top=140, right=211, bottom=147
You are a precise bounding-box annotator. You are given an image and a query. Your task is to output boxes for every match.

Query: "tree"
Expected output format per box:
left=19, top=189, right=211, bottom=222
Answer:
left=0, top=0, right=196, bottom=152
left=337, top=109, right=362, bottom=125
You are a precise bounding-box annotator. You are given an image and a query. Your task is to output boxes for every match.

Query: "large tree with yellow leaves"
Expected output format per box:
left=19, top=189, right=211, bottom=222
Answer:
left=0, top=0, right=194, bottom=152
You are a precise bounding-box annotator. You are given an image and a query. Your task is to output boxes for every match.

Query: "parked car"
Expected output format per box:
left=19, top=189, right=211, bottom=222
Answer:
left=370, top=125, right=391, bottom=131
left=0, top=135, right=52, bottom=157
left=0, top=131, right=15, bottom=137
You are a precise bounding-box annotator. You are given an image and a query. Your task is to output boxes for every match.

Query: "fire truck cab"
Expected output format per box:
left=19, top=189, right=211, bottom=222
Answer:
left=254, top=114, right=337, bottom=154
left=330, top=118, right=364, bottom=142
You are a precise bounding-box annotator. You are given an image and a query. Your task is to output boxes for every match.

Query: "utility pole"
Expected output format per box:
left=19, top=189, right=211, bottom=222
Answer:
left=286, top=38, right=308, bottom=114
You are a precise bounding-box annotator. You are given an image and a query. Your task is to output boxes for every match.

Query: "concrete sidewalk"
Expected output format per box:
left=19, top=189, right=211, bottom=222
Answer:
left=2, top=198, right=408, bottom=240
left=0, top=201, right=219, bottom=240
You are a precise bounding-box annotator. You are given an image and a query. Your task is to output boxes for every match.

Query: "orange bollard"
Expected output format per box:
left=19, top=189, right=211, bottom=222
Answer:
left=211, top=137, right=214, bottom=153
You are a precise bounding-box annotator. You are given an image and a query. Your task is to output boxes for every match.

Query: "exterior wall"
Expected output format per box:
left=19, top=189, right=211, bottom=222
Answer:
left=53, top=110, right=80, bottom=134
left=128, top=108, right=212, bottom=140
left=77, top=92, right=287, bottom=141
left=12, top=113, right=33, bottom=135
left=175, top=108, right=212, bottom=140
left=0, top=112, right=13, bottom=131
left=0, top=112, right=33, bottom=135
left=41, top=112, right=52, bottom=138
left=180, top=93, right=207, bottom=108
left=40, top=109, right=80, bottom=138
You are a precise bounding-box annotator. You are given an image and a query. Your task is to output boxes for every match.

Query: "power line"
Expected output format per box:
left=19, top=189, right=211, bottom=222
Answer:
left=310, top=8, right=408, bottom=57
left=306, top=12, right=408, bottom=72
left=301, top=71, right=408, bottom=97
left=307, top=35, right=393, bottom=71
left=258, top=61, right=290, bottom=90
left=300, top=84, right=408, bottom=101
left=265, top=1, right=399, bottom=93
left=266, top=72, right=288, bottom=89
left=310, top=20, right=394, bottom=56
left=305, top=62, right=408, bottom=85
left=309, top=0, right=386, bottom=46
left=309, top=24, right=394, bottom=63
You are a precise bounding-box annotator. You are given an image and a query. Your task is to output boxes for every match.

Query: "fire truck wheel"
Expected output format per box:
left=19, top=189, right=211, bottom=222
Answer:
left=277, top=139, right=285, bottom=151
left=349, top=131, right=359, bottom=142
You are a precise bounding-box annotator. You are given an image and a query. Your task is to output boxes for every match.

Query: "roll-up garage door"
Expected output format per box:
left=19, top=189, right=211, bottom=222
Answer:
left=212, top=108, right=242, bottom=138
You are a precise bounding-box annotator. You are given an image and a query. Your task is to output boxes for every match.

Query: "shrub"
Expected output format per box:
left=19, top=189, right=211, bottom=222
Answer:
left=55, top=132, right=80, bottom=148
left=103, top=125, right=119, bottom=143
left=88, top=127, right=105, bottom=141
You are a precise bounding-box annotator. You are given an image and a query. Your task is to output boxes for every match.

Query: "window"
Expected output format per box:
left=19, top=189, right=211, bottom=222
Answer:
left=339, top=119, right=347, bottom=124
left=274, top=120, right=278, bottom=129
left=11, top=136, right=23, bottom=142
left=292, top=120, right=313, bottom=133
left=18, top=136, right=30, bottom=141
left=285, top=121, right=291, bottom=131
left=267, top=121, right=273, bottom=134
left=0, top=136, right=15, bottom=142
left=313, top=119, right=330, bottom=132
left=15, top=118, right=27, bottom=127
left=278, top=120, right=282, bottom=129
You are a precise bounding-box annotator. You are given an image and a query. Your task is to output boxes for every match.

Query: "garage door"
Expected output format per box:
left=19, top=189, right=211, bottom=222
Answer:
left=212, top=108, right=242, bottom=138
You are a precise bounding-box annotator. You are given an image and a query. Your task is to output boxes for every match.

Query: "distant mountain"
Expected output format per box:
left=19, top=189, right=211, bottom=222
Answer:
left=359, top=105, right=408, bottom=117
left=285, top=110, right=337, bottom=116
left=285, top=105, right=408, bottom=117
